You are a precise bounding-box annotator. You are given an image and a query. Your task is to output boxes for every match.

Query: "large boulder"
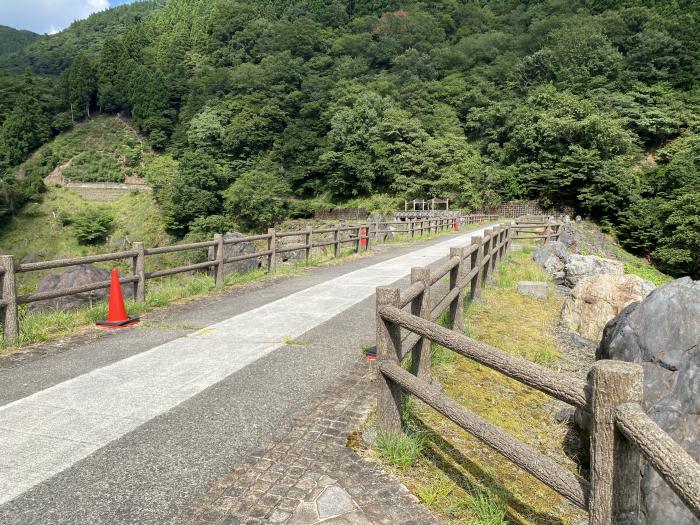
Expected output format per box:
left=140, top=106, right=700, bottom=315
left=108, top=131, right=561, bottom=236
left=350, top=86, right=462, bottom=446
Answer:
left=563, top=254, right=623, bottom=288
left=597, top=278, right=700, bottom=525
left=32, top=264, right=132, bottom=310
left=210, top=232, right=261, bottom=275
left=277, top=233, right=307, bottom=262
left=561, top=274, right=655, bottom=341
left=533, top=241, right=569, bottom=274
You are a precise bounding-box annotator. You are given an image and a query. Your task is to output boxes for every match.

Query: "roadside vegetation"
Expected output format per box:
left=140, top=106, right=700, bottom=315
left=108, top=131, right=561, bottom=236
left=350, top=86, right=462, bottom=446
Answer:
left=368, top=248, right=586, bottom=525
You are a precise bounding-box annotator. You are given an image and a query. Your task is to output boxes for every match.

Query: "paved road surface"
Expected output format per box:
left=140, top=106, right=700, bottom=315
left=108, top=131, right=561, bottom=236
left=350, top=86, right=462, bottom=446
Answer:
left=0, top=226, right=490, bottom=524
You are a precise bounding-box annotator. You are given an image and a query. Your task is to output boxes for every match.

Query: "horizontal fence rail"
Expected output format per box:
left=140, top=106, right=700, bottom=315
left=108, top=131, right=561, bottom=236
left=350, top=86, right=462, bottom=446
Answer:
left=0, top=215, right=497, bottom=345
left=373, top=218, right=700, bottom=524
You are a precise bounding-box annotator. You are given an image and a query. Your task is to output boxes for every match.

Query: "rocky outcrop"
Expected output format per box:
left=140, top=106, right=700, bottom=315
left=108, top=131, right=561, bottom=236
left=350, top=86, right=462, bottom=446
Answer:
left=211, top=232, right=261, bottom=275
left=563, top=254, right=623, bottom=288
left=597, top=278, right=700, bottom=525
left=561, top=274, right=655, bottom=341
left=533, top=241, right=569, bottom=276
left=32, top=264, right=131, bottom=310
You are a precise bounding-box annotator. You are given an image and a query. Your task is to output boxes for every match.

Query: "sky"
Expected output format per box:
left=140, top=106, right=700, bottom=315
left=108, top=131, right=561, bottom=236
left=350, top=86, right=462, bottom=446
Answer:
left=0, top=0, right=138, bottom=35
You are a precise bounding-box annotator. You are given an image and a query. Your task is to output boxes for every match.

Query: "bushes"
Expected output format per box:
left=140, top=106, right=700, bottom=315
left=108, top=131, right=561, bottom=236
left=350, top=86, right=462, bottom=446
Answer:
left=223, top=168, right=290, bottom=231
left=72, top=208, right=114, bottom=244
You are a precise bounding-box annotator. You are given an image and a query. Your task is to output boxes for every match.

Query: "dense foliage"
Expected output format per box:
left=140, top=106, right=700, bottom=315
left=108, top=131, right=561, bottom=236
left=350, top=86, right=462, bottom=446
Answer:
left=0, top=0, right=698, bottom=276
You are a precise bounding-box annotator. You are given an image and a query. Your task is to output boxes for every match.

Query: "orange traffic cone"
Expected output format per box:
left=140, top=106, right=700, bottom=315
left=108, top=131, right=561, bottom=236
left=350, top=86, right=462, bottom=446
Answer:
left=96, top=269, right=139, bottom=328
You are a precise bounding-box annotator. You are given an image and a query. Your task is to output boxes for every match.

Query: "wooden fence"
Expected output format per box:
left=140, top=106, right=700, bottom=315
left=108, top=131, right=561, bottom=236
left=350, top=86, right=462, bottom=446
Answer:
left=0, top=215, right=497, bottom=346
left=374, top=220, right=700, bottom=524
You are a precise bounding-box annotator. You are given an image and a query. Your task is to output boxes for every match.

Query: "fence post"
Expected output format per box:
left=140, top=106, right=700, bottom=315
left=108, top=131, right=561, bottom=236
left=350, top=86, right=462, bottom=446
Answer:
left=376, top=286, right=403, bottom=433
left=489, top=225, right=499, bottom=273
left=132, top=242, right=146, bottom=301
left=410, top=220, right=414, bottom=239
left=354, top=226, right=361, bottom=254
left=267, top=228, right=276, bottom=272
left=543, top=223, right=550, bottom=245
left=0, top=255, right=18, bottom=346
left=375, top=218, right=381, bottom=243
left=482, top=228, right=492, bottom=285
left=305, top=226, right=312, bottom=263
left=333, top=223, right=340, bottom=258
left=449, top=247, right=466, bottom=331
left=470, top=236, right=483, bottom=301
left=410, top=267, right=431, bottom=382
left=364, top=223, right=371, bottom=251
left=589, top=360, right=644, bottom=525
left=209, top=234, right=224, bottom=288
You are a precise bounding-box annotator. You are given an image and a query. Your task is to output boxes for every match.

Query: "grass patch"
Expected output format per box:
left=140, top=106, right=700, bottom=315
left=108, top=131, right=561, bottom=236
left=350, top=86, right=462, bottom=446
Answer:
left=374, top=429, right=426, bottom=470
left=369, top=247, right=586, bottom=524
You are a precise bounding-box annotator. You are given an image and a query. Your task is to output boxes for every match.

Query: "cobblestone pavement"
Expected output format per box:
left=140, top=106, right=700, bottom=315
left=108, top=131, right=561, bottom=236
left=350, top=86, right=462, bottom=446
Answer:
left=186, top=361, right=439, bottom=525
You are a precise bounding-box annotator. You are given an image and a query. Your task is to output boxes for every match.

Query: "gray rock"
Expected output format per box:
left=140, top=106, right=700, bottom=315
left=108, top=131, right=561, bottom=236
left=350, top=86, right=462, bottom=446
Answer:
left=517, top=281, right=548, bottom=300
left=597, top=277, right=700, bottom=525
left=316, top=485, right=355, bottom=519
left=277, top=233, right=306, bottom=262
left=32, top=264, right=132, bottom=310
left=211, top=231, right=261, bottom=275
left=563, top=254, right=623, bottom=288
left=532, top=241, right=569, bottom=274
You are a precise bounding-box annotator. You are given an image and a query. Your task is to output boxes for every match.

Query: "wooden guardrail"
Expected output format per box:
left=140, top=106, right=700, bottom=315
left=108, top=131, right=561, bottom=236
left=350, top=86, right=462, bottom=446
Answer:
left=0, top=215, right=497, bottom=345
left=374, top=219, right=700, bottom=524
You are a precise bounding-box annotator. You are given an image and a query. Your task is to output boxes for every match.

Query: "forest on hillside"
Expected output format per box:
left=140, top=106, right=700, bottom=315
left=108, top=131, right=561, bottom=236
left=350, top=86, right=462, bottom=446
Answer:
left=0, top=0, right=698, bottom=277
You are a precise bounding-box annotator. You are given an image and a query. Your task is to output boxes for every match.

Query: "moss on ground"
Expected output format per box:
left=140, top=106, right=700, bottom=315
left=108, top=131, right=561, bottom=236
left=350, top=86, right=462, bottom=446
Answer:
left=370, top=247, right=587, bottom=525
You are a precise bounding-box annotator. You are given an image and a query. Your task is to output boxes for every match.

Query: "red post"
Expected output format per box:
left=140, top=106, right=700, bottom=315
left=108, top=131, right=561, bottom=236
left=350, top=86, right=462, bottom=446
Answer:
left=360, top=227, right=367, bottom=248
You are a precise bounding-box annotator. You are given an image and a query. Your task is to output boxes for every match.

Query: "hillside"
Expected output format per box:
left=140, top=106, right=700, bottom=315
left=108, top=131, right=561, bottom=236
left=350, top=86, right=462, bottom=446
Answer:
left=0, top=25, right=41, bottom=56
left=0, top=0, right=699, bottom=278
left=14, top=114, right=153, bottom=183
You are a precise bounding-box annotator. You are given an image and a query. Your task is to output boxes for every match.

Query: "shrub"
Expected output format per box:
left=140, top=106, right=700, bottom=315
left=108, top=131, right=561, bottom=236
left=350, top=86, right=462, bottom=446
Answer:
left=223, top=168, right=290, bottom=231
left=185, top=215, right=238, bottom=242
left=72, top=208, right=114, bottom=245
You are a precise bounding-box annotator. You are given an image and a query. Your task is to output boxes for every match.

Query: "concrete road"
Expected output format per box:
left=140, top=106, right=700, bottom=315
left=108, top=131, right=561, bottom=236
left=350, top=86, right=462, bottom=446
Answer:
left=0, top=226, right=490, bottom=524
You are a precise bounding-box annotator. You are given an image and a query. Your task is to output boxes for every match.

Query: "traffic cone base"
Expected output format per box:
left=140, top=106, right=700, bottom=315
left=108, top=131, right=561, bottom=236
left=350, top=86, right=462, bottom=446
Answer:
left=96, top=318, right=140, bottom=329
left=96, top=268, right=139, bottom=329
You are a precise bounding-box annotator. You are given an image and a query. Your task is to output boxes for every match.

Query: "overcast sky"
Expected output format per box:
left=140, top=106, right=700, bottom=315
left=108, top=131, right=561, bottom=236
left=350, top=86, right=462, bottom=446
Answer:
left=1, top=0, right=137, bottom=35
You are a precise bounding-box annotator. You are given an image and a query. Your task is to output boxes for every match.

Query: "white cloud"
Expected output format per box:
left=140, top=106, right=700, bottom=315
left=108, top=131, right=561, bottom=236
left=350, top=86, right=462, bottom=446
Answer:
left=0, top=0, right=112, bottom=34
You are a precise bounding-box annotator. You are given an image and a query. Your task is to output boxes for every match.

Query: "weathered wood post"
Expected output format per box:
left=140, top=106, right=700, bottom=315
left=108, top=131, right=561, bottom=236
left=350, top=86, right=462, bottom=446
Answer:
left=210, top=234, right=224, bottom=288
left=0, top=255, right=18, bottom=346
left=376, top=286, right=403, bottom=432
left=482, top=228, right=492, bottom=285
left=305, top=226, right=313, bottom=262
left=410, top=267, right=431, bottom=382
left=364, top=222, right=371, bottom=251
left=375, top=218, right=381, bottom=243
left=354, top=226, right=361, bottom=254
left=470, top=236, right=483, bottom=301
left=333, top=223, right=340, bottom=258
left=543, top=223, right=550, bottom=245
left=409, top=220, right=415, bottom=239
left=132, top=241, right=146, bottom=300
left=267, top=228, right=276, bottom=272
left=490, top=225, right=500, bottom=274
left=449, top=247, right=466, bottom=331
left=589, top=360, right=644, bottom=525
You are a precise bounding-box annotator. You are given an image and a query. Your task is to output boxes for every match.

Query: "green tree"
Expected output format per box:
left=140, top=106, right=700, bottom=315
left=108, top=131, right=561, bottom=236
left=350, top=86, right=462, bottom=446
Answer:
left=222, top=168, right=290, bottom=231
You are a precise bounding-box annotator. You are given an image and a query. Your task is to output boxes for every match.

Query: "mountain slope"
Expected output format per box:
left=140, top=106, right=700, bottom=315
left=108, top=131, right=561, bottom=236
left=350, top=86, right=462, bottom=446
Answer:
left=0, top=25, right=41, bottom=56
